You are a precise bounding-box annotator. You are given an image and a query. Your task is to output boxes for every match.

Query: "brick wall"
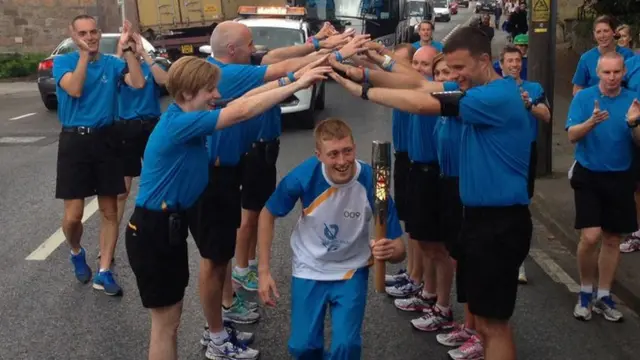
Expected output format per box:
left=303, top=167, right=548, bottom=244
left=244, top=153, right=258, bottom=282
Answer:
left=0, top=0, right=124, bottom=54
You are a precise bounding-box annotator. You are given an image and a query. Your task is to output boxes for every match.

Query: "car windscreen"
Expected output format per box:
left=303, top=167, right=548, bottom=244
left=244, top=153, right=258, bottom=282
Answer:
left=433, top=0, right=448, bottom=7
left=406, top=1, right=426, bottom=16
left=53, top=37, right=154, bottom=55
left=249, top=27, right=305, bottom=50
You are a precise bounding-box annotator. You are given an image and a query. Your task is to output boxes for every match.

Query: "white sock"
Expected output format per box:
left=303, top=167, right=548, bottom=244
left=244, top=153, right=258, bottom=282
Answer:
left=210, top=330, right=228, bottom=345
left=249, top=259, right=258, bottom=267
left=99, top=268, right=108, bottom=273
left=580, top=284, right=593, bottom=294
left=597, top=289, right=610, bottom=300
left=633, top=230, right=640, bottom=237
left=70, top=248, right=81, bottom=256
left=235, top=266, right=249, bottom=276
left=422, top=290, right=437, bottom=299
left=435, top=303, right=450, bottom=313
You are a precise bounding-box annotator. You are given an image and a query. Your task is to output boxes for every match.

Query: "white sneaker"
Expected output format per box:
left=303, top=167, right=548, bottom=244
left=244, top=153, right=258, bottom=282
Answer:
left=205, top=337, right=259, bottom=360
left=518, top=265, right=527, bottom=284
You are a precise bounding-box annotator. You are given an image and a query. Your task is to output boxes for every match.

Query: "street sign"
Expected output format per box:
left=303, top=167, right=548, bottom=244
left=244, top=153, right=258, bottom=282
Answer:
left=532, top=0, right=551, bottom=33
left=532, top=0, right=550, bottom=22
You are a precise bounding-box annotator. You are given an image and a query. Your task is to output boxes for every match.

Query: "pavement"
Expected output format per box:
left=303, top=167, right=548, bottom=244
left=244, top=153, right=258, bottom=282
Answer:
left=1, top=7, right=640, bottom=360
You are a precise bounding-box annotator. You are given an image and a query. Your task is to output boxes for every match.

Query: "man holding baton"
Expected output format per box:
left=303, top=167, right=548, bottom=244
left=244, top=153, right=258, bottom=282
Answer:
left=257, top=118, right=405, bottom=359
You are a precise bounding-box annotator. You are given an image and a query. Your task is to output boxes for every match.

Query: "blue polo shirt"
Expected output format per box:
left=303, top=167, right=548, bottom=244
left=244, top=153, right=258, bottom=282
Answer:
left=392, top=109, right=410, bottom=152
left=623, top=55, right=640, bottom=91
left=207, top=57, right=267, bottom=165
left=135, top=103, right=220, bottom=211
left=449, top=77, right=531, bottom=206
left=412, top=40, right=443, bottom=52
left=565, top=85, right=635, bottom=172
left=572, top=46, right=634, bottom=88
left=408, top=112, right=439, bottom=163
left=519, top=80, right=546, bottom=143
left=118, top=62, right=163, bottom=120
left=254, top=106, right=281, bottom=141
left=434, top=116, right=463, bottom=177
left=53, top=52, right=126, bottom=128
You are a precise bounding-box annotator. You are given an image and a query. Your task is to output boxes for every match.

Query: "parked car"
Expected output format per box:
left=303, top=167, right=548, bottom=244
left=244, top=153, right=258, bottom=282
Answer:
left=458, top=0, right=470, bottom=7
left=37, top=34, right=171, bottom=111
left=449, top=1, right=459, bottom=15
left=475, top=0, right=496, bottom=13
left=433, top=0, right=452, bottom=22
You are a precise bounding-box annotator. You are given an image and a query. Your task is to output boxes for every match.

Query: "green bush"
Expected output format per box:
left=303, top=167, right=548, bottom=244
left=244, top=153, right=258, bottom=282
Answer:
left=0, top=53, right=47, bottom=79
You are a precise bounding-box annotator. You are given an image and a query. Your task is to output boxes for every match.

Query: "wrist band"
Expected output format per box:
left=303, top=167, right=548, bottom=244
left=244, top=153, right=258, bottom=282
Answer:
left=311, top=37, right=320, bottom=51
left=364, top=68, right=370, bottom=84
left=287, top=72, right=296, bottom=82
left=278, top=78, right=287, bottom=87
left=334, top=51, right=344, bottom=63
left=384, top=60, right=396, bottom=72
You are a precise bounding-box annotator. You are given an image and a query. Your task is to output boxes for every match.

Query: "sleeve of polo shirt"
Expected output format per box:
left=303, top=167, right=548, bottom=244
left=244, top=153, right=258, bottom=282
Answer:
left=265, top=172, right=304, bottom=217
left=458, top=86, right=508, bottom=127
left=235, top=65, right=268, bottom=94
left=572, top=56, right=589, bottom=87
left=52, top=55, right=75, bottom=87
left=385, top=197, right=403, bottom=240
left=443, top=81, right=459, bottom=92
left=169, top=110, right=221, bottom=143
left=565, top=92, right=587, bottom=130
left=112, top=57, right=127, bottom=77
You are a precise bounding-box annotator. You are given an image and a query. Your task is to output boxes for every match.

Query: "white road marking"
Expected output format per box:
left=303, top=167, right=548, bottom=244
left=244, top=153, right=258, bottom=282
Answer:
left=0, top=136, right=45, bottom=144
left=529, top=247, right=580, bottom=293
left=9, top=112, right=36, bottom=121
left=25, top=197, right=100, bottom=261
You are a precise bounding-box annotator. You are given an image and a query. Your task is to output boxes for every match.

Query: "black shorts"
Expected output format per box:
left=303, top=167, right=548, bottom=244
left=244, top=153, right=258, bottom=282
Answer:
left=55, top=126, right=125, bottom=199
left=241, top=139, right=279, bottom=212
left=125, top=207, right=190, bottom=309
left=528, top=142, right=538, bottom=199
left=407, top=162, right=441, bottom=242
left=393, top=151, right=410, bottom=222
left=570, top=161, right=637, bottom=234
left=438, top=176, right=463, bottom=258
left=116, top=118, right=159, bottom=177
left=189, top=165, right=242, bottom=264
left=459, top=205, right=532, bottom=320
left=632, top=146, right=640, bottom=186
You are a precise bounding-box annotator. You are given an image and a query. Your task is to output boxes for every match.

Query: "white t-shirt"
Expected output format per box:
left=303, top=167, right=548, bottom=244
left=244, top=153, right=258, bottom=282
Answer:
left=266, top=157, right=403, bottom=281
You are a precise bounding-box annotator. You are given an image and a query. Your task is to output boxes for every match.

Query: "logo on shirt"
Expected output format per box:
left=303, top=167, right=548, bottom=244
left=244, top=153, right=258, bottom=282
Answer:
left=322, top=223, right=344, bottom=252
left=101, top=74, right=108, bottom=84
left=343, top=210, right=362, bottom=219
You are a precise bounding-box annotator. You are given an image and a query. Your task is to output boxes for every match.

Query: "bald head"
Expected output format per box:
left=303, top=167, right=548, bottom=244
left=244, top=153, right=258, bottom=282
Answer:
left=210, top=21, right=254, bottom=63
left=412, top=46, right=438, bottom=77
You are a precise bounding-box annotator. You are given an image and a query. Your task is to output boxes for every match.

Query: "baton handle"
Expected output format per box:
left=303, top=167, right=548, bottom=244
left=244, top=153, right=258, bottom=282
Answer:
left=374, top=220, right=387, bottom=293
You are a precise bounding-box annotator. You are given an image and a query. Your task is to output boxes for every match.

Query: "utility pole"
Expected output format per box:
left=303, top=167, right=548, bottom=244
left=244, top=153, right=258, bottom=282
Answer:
left=118, top=0, right=126, bottom=30
left=528, top=0, right=557, bottom=176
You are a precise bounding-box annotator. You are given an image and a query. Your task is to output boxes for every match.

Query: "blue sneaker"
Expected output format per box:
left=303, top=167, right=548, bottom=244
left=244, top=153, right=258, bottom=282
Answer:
left=92, top=270, right=123, bottom=296
left=70, top=248, right=92, bottom=284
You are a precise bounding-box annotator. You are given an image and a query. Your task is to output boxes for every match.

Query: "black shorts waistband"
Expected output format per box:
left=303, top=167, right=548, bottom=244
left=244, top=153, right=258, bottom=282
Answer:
left=118, top=117, right=159, bottom=124
left=61, top=125, right=113, bottom=135
left=132, top=206, right=187, bottom=221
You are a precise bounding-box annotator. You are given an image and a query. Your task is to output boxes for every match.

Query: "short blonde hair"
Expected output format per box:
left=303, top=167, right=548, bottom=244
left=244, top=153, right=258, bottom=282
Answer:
left=314, top=118, right=354, bottom=148
left=166, top=56, right=221, bottom=102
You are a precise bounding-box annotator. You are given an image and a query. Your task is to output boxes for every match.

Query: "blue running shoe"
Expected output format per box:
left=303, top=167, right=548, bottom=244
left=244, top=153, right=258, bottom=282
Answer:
left=92, top=270, right=123, bottom=296
left=70, top=248, right=92, bottom=284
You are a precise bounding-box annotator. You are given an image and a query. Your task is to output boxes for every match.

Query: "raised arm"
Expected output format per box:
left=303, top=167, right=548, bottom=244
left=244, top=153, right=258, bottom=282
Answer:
left=119, top=22, right=145, bottom=89
left=243, top=56, right=330, bottom=97
left=263, top=34, right=370, bottom=81
left=260, top=32, right=350, bottom=64
left=217, top=67, right=330, bottom=129
left=329, top=58, right=429, bottom=89
left=57, top=26, right=90, bottom=98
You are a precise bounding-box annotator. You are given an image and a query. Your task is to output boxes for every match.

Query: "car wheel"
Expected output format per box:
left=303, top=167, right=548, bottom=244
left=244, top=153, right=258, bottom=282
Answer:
left=43, top=97, right=57, bottom=111
left=315, top=82, right=325, bottom=110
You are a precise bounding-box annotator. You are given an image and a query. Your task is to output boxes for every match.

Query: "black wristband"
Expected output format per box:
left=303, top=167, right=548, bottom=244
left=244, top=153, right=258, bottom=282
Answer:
left=432, top=90, right=465, bottom=117
left=361, top=83, right=372, bottom=100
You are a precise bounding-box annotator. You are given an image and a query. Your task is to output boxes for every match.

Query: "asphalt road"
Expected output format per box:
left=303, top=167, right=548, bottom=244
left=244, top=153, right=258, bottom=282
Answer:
left=1, top=7, right=639, bottom=360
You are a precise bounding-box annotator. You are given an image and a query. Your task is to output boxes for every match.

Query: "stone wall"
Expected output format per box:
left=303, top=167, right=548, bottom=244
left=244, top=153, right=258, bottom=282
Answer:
left=0, top=0, right=123, bottom=54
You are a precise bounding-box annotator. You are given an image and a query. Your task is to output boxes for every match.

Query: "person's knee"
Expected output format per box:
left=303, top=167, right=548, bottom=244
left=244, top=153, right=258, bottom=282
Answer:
left=239, top=209, right=259, bottom=230
left=602, top=232, right=623, bottom=248
left=580, top=228, right=602, bottom=248
left=474, top=315, right=510, bottom=338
